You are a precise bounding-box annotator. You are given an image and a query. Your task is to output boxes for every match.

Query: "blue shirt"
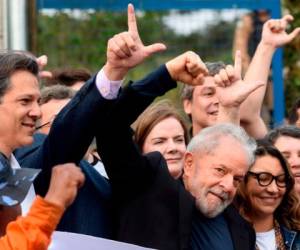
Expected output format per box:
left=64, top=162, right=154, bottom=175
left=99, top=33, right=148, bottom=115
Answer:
left=190, top=211, right=234, bottom=250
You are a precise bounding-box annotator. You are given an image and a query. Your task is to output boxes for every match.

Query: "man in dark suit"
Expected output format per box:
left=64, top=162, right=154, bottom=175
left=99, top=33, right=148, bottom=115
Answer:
left=94, top=4, right=260, bottom=249
left=0, top=51, right=85, bottom=244
left=14, top=86, right=113, bottom=236
left=14, top=3, right=167, bottom=238
left=14, top=74, right=115, bottom=237
left=95, top=55, right=257, bottom=250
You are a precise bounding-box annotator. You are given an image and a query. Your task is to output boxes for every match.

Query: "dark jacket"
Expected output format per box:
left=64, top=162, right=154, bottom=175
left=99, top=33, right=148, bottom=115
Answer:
left=281, top=226, right=300, bottom=250
left=14, top=76, right=114, bottom=238
left=96, top=65, right=256, bottom=250
left=14, top=133, right=112, bottom=237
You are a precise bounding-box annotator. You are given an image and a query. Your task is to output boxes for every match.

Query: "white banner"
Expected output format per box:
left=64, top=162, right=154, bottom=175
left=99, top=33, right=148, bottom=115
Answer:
left=48, top=231, right=155, bottom=250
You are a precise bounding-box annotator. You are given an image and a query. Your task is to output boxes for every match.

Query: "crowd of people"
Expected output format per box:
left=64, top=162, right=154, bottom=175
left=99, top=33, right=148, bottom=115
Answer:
left=1, top=3, right=300, bottom=250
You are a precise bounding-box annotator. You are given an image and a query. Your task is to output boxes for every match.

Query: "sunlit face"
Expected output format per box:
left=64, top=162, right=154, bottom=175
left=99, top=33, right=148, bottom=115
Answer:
left=245, top=155, right=286, bottom=219
left=142, top=117, right=186, bottom=179
left=37, top=98, right=70, bottom=135
left=0, top=70, right=41, bottom=156
left=183, top=76, right=219, bottom=136
left=183, top=136, right=248, bottom=218
left=274, top=136, right=300, bottom=195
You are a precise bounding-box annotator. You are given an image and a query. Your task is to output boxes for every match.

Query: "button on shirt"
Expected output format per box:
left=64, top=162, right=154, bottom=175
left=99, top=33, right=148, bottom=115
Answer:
left=96, top=68, right=123, bottom=100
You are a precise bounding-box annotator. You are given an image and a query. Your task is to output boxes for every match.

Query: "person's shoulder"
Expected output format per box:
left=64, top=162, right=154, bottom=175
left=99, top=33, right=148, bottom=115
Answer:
left=145, top=151, right=167, bottom=172
left=33, top=133, right=47, bottom=143
left=144, top=151, right=181, bottom=186
left=14, top=133, right=46, bottom=162
left=223, top=204, right=250, bottom=226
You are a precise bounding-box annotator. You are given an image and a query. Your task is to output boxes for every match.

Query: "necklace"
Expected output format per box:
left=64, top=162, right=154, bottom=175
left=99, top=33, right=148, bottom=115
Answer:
left=255, top=220, right=286, bottom=250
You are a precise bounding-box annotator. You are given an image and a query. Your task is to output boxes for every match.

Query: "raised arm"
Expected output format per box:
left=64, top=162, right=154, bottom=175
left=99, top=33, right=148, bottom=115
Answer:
left=240, top=15, right=300, bottom=138
left=214, top=51, right=264, bottom=125
left=96, top=51, right=207, bottom=195
left=232, top=14, right=253, bottom=72
left=103, top=3, right=166, bottom=80
left=23, top=3, right=166, bottom=196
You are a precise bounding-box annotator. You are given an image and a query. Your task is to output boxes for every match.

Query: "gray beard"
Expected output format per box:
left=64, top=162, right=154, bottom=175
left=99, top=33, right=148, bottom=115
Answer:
left=195, top=188, right=231, bottom=218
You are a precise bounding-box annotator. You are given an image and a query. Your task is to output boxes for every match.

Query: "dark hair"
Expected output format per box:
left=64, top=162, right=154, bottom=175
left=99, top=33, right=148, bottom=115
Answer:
left=288, top=98, right=300, bottom=125
left=0, top=51, right=39, bottom=102
left=266, top=125, right=300, bottom=145
left=45, top=68, right=91, bottom=87
left=180, top=61, right=225, bottom=101
left=40, top=85, right=76, bottom=105
left=133, top=100, right=189, bottom=150
left=235, top=142, right=300, bottom=230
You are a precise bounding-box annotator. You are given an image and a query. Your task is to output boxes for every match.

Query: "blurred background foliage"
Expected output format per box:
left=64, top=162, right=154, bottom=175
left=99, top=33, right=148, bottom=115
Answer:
left=37, top=4, right=300, bottom=115
left=283, top=0, right=300, bottom=113
left=36, top=9, right=235, bottom=108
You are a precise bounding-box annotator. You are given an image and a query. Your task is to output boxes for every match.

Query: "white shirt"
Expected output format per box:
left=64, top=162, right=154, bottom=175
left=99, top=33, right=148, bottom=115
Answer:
left=96, top=68, right=123, bottom=99
left=93, top=161, right=108, bottom=179
left=256, top=229, right=276, bottom=250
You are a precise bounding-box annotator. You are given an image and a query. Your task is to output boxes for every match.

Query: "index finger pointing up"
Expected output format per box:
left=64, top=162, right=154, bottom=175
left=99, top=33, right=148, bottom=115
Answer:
left=234, top=50, right=242, bottom=76
left=281, top=14, right=294, bottom=27
left=128, top=4, right=138, bottom=36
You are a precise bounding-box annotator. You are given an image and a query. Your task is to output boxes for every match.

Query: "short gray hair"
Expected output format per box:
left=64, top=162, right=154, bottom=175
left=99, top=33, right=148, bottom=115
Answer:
left=181, top=61, right=226, bottom=101
left=40, top=85, right=76, bottom=105
left=187, top=123, right=256, bottom=166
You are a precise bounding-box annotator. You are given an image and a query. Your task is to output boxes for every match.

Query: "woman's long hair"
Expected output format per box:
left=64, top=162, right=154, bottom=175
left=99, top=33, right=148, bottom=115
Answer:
left=133, top=100, right=189, bottom=150
left=235, top=142, right=300, bottom=230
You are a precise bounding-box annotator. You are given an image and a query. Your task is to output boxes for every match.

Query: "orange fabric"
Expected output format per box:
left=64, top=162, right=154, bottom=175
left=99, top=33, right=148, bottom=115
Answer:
left=0, top=196, right=64, bottom=250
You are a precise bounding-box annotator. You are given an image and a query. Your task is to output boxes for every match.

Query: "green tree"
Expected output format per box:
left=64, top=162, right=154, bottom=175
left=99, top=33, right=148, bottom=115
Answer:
left=37, top=10, right=235, bottom=107
left=283, top=0, right=300, bottom=113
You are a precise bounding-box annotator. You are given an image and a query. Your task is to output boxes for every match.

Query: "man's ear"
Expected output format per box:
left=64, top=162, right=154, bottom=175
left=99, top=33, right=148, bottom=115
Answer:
left=183, top=99, right=192, bottom=115
left=183, top=152, right=194, bottom=177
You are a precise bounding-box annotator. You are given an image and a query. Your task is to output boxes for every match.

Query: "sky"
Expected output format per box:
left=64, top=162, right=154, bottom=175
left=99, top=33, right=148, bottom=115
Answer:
left=163, top=9, right=248, bottom=35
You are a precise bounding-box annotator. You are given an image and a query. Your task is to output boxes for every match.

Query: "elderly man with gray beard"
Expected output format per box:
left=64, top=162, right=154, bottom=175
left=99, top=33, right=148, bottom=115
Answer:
left=94, top=5, right=259, bottom=249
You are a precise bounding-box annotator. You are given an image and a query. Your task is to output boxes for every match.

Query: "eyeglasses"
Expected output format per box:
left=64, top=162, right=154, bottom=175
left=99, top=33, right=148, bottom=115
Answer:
left=247, top=171, right=287, bottom=188
left=35, top=115, right=56, bottom=131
